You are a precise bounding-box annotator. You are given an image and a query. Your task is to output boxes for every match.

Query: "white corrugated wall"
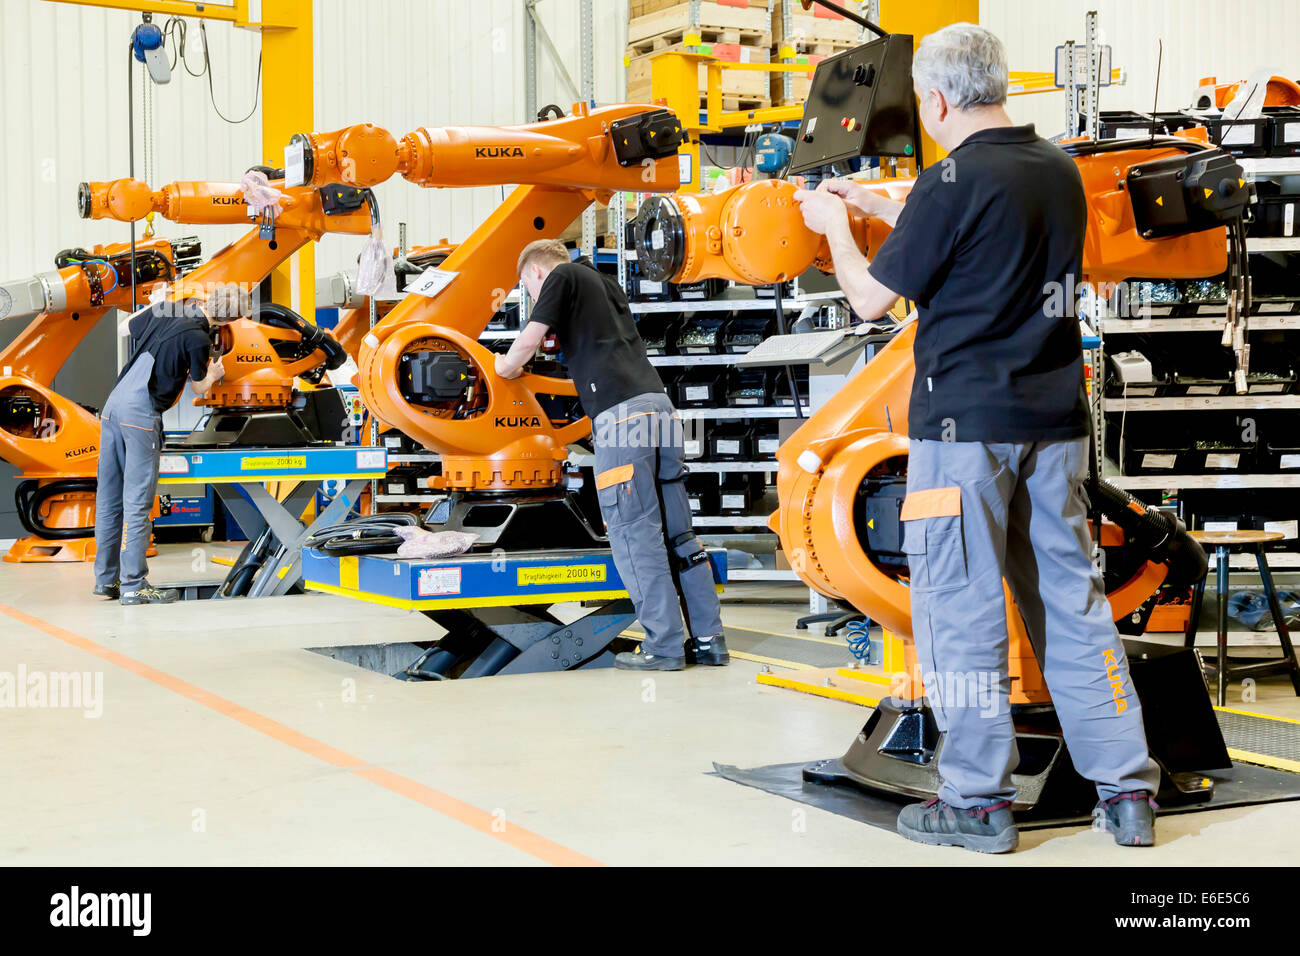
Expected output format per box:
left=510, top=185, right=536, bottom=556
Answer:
left=0, top=0, right=628, bottom=283
left=982, top=0, right=1300, bottom=137
left=3, top=1, right=1295, bottom=283
left=0, top=0, right=261, bottom=282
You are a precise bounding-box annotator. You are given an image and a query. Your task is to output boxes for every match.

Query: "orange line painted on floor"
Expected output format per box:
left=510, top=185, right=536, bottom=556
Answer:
left=0, top=601, right=602, bottom=868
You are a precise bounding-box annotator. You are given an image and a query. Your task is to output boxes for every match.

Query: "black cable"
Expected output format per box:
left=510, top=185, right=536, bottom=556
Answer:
left=772, top=282, right=804, bottom=418
left=199, top=22, right=262, bottom=125
left=1147, top=39, right=1163, bottom=146
left=303, top=513, right=421, bottom=556
left=15, top=479, right=98, bottom=540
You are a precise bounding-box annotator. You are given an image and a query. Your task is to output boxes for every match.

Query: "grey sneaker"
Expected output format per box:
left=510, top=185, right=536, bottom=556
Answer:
left=897, top=798, right=1019, bottom=853
left=120, top=584, right=180, bottom=606
left=92, top=583, right=120, bottom=600
left=686, top=634, right=730, bottom=666
left=613, top=650, right=686, bottom=671
left=1093, top=791, right=1157, bottom=847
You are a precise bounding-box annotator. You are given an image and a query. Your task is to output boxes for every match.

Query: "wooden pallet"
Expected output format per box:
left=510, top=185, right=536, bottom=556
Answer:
left=771, top=1, right=863, bottom=50
left=628, top=25, right=772, bottom=56
left=627, top=85, right=773, bottom=114
left=631, top=0, right=768, bottom=16
left=629, top=1, right=772, bottom=52
left=715, top=94, right=772, bottom=111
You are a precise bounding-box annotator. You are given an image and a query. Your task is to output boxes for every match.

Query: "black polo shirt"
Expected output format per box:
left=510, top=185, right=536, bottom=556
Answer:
left=867, top=124, right=1090, bottom=443
left=122, top=304, right=212, bottom=413
left=523, top=256, right=665, bottom=418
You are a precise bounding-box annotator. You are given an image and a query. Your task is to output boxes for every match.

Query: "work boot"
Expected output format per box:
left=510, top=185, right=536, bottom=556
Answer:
left=120, top=584, right=180, bottom=606
left=1093, top=791, right=1157, bottom=847
left=896, top=798, right=1019, bottom=854
left=613, top=650, right=685, bottom=671
left=92, top=583, right=120, bottom=600
left=686, top=634, right=730, bottom=666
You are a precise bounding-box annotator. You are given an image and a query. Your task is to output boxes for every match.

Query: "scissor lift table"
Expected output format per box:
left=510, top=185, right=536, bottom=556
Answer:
left=300, top=546, right=727, bottom=677
left=157, top=445, right=388, bottom=598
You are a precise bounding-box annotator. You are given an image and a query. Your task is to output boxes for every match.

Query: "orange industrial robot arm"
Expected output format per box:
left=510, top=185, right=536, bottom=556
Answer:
left=286, top=102, right=685, bottom=491
left=638, top=133, right=1237, bottom=704
left=0, top=236, right=193, bottom=477
left=79, top=175, right=374, bottom=410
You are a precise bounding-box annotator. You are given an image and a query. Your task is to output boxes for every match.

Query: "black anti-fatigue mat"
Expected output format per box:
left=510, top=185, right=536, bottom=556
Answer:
left=711, top=759, right=1300, bottom=831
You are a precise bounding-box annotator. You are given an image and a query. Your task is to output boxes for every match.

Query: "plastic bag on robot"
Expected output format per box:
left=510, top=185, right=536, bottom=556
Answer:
left=239, top=170, right=287, bottom=215
left=393, top=526, right=478, bottom=559
left=355, top=227, right=392, bottom=296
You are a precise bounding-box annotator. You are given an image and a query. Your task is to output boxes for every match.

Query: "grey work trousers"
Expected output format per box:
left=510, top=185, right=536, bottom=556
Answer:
left=903, top=437, right=1161, bottom=807
left=93, top=354, right=162, bottom=592
left=592, top=392, right=723, bottom=658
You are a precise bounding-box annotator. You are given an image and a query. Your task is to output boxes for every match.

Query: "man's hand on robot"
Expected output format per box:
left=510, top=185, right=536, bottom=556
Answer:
left=209, top=358, right=226, bottom=383
left=792, top=187, right=849, bottom=236
left=817, top=178, right=886, bottom=218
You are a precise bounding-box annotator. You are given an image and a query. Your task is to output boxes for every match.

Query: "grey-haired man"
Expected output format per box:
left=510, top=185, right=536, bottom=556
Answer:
left=794, top=23, right=1159, bottom=851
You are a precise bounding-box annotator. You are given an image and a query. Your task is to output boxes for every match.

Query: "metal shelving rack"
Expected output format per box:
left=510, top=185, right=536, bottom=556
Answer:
left=1097, top=149, right=1300, bottom=560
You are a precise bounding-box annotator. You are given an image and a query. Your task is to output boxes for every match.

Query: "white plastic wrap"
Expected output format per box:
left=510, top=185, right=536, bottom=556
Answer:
left=239, top=170, right=287, bottom=216
left=393, top=526, right=478, bottom=559
left=355, top=226, right=392, bottom=296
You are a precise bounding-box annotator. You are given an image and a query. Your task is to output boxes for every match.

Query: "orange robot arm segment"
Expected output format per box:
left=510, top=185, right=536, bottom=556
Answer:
left=290, top=103, right=684, bottom=492
left=634, top=178, right=911, bottom=286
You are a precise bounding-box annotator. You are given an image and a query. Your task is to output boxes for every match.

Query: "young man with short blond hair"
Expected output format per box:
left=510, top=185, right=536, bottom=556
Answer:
left=498, top=240, right=728, bottom=670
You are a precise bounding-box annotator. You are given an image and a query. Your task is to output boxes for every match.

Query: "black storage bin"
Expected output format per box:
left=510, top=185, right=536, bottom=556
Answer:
left=1185, top=412, right=1260, bottom=473
left=1198, top=112, right=1271, bottom=157
left=707, top=423, right=754, bottom=461
left=1247, top=346, right=1298, bottom=395
left=722, top=314, right=775, bottom=353
left=674, top=368, right=725, bottom=407
left=675, top=315, right=727, bottom=355
left=755, top=281, right=795, bottom=299
left=754, top=427, right=781, bottom=457
left=1110, top=420, right=1188, bottom=477
left=770, top=367, right=810, bottom=406
left=718, top=473, right=764, bottom=515
left=1266, top=106, right=1300, bottom=156
left=1255, top=412, right=1300, bottom=472
left=685, top=474, right=720, bottom=516
left=1251, top=195, right=1299, bottom=239
left=1096, top=110, right=1172, bottom=140
left=381, top=430, right=417, bottom=454
left=382, top=475, right=414, bottom=497
left=726, top=367, right=770, bottom=407
left=638, top=314, right=682, bottom=356
left=1163, top=347, right=1233, bottom=397
left=675, top=278, right=727, bottom=301
left=487, top=300, right=520, bottom=331
left=627, top=271, right=675, bottom=302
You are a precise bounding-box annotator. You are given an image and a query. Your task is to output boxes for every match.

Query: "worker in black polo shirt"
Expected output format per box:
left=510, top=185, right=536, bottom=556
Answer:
left=793, top=23, right=1159, bottom=852
left=92, top=285, right=250, bottom=605
left=496, top=239, right=728, bottom=671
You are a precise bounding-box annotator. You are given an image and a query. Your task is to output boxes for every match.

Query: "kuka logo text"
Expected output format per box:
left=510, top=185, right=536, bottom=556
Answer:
left=1103, top=648, right=1127, bottom=714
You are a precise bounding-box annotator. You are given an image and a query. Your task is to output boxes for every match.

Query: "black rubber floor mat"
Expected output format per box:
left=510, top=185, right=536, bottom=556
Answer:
left=711, top=759, right=1300, bottom=831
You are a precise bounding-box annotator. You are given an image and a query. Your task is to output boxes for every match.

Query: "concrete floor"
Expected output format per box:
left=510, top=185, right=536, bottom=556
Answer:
left=2, top=542, right=1299, bottom=866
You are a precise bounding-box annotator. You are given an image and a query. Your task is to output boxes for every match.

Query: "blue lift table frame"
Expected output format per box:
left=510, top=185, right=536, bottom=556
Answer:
left=157, top=445, right=388, bottom=597
left=300, top=545, right=728, bottom=677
